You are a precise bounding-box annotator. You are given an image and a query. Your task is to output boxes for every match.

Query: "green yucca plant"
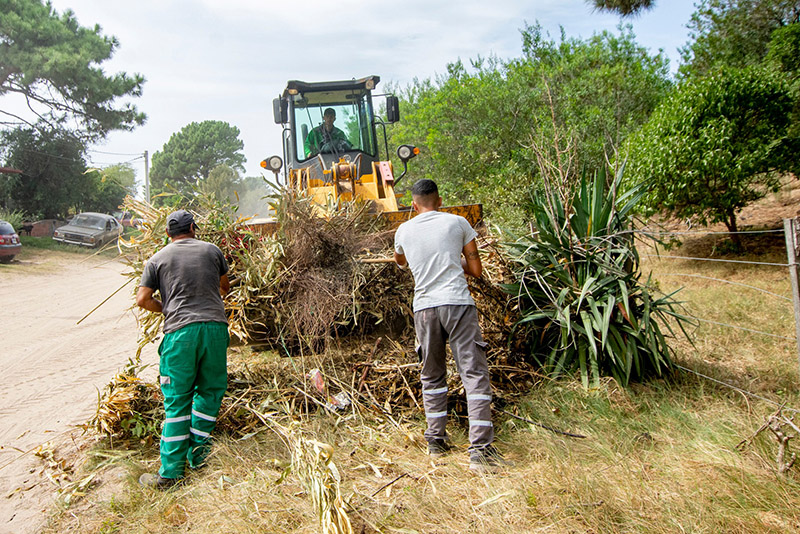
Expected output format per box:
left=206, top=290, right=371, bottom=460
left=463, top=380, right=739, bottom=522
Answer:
left=502, top=165, right=691, bottom=388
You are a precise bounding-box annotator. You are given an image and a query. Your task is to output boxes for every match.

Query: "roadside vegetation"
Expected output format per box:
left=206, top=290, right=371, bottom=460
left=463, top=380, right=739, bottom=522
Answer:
left=39, top=230, right=800, bottom=532
left=36, top=180, right=800, bottom=533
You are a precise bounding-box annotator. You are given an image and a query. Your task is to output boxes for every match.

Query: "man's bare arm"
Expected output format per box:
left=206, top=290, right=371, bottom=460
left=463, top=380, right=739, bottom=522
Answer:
left=136, top=286, right=163, bottom=314
left=462, top=239, right=482, bottom=278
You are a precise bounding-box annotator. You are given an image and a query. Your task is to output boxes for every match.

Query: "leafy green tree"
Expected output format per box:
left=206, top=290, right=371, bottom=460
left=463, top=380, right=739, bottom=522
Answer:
left=199, top=164, right=242, bottom=204
left=0, top=0, right=146, bottom=140
left=767, top=23, right=800, bottom=138
left=0, top=127, right=88, bottom=218
left=626, top=67, right=797, bottom=247
left=392, top=25, right=671, bottom=228
left=680, top=0, right=800, bottom=78
left=150, top=121, right=246, bottom=197
left=767, top=22, right=800, bottom=78
left=587, top=0, right=655, bottom=16
left=84, top=163, right=136, bottom=214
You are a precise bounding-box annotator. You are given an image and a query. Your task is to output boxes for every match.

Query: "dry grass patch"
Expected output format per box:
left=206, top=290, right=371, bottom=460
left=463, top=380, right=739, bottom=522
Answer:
left=43, top=345, right=800, bottom=534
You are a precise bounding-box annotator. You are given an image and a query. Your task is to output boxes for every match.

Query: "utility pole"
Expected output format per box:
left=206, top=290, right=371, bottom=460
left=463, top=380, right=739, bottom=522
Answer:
left=783, top=217, right=800, bottom=375
left=143, top=150, right=150, bottom=204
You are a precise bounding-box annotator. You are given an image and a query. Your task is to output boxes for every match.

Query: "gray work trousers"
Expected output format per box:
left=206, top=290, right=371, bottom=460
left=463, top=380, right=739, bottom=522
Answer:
left=414, top=304, right=493, bottom=451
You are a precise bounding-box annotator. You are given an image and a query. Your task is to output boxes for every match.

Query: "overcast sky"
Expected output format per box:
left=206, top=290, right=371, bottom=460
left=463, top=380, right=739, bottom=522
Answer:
left=42, top=0, right=698, bottom=187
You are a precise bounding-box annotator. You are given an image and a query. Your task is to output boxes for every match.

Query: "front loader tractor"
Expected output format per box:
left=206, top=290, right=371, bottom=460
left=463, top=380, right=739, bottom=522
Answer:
left=260, top=75, right=482, bottom=228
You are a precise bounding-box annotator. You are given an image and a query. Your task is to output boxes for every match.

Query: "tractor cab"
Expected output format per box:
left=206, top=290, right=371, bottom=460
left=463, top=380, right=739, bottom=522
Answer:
left=264, top=76, right=415, bottom=215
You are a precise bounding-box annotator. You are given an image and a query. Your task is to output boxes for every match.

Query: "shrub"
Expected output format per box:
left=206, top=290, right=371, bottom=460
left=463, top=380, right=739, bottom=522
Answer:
left=501, top=166, right=691, bottom=388
left=0, top=208, right=25, bottom=231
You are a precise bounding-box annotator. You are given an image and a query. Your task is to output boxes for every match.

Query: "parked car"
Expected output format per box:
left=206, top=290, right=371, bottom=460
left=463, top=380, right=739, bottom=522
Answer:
left=0, top=220, right=22, bottom=263
left=53, top=212, right=122, bottom=248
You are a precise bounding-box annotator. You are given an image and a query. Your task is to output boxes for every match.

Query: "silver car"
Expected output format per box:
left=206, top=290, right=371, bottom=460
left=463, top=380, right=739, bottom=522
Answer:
left=53, top=212, right=123, bottom=248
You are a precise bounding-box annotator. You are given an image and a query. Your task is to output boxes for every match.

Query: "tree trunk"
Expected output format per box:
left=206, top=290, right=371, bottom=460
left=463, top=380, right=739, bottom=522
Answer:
left=724, top=210, right=742, bottom=250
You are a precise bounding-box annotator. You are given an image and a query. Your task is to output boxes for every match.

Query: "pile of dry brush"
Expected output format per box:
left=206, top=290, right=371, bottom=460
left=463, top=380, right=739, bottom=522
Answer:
left=120, top=191, right=417, bottom=354
left=92, top=190, right=536, bottom=441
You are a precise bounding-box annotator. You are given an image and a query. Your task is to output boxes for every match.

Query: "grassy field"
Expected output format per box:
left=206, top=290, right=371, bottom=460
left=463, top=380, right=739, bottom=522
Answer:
left=37, top=218, right=800, bottom=533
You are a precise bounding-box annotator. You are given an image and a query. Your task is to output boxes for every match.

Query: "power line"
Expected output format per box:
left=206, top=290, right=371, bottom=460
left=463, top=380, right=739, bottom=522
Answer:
left=19, top=147, right=84, bottom=164
left=86, top=155, right=143, bottom=166
left=87, top=149, right=144, bottom=156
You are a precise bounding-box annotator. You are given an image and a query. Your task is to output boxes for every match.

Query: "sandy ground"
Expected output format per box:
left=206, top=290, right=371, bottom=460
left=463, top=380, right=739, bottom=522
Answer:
left=0, top=250, right=157, bottom=534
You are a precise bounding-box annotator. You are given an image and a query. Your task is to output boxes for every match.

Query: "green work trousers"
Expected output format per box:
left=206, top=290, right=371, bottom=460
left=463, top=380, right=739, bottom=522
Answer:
left=158, top=321, right=229, bottom=479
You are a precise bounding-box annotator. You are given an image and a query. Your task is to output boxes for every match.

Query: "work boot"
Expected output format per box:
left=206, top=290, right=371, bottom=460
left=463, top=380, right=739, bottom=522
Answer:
left=427, top=438, right=452, bottom=458
left=138, top=473, right=183, bottom=490
left=468, top=445, right=510, bottom=474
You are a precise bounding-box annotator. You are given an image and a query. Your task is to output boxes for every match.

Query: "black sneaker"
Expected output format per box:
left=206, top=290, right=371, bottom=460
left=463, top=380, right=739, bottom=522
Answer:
left=138, top=473, right=183, bottom=490
left=469, top=445, right=510, bottom=473
left=427, top=439, right=452, bottom=458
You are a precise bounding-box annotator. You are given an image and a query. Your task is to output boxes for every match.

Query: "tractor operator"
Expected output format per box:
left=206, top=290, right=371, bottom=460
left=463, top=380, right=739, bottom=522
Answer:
left=393, top=179, right=507, bottom=473
left=135, top=209, right=230, bottom=489
left=304, top=107, right=350, bottom=157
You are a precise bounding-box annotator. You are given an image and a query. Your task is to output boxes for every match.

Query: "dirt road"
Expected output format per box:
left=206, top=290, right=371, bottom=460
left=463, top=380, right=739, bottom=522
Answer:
left=0, top=251, right=157, bottom=534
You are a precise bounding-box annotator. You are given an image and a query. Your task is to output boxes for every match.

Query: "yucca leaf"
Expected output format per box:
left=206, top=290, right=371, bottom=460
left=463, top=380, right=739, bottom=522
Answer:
left=501, top=165, right=690, bottom=388
left=578, top=343, right=589, bottom=389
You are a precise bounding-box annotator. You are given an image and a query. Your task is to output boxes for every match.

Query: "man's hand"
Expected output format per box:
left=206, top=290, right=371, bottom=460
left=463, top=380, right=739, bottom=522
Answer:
left=394, top=250, right=408, bottom=269
left=220, top=274, right=231, bottom=296
left=136, top=286, right=163, bottom=314
left=462, top=239, right=482, bottom=278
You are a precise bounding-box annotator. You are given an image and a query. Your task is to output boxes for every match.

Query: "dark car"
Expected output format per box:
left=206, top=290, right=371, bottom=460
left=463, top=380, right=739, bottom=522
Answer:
left=53, top=212, right=122, bottom=248
left=0, top=220, right=22, bottom=263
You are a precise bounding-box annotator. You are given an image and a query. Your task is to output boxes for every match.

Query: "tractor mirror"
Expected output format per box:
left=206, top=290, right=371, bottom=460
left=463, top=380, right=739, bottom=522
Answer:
left=273, top=97, right=288, bottom=124
left=386, top=95, right=400, bottom=123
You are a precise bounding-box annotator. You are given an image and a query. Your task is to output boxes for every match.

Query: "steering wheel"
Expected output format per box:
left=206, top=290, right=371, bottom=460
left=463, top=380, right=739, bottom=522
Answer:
left=320, top=138, right=352, bottom=153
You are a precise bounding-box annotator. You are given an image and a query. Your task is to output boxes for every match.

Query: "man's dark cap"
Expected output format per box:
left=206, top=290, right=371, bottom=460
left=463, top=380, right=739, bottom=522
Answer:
left=166, top=209, right=195, bottom=235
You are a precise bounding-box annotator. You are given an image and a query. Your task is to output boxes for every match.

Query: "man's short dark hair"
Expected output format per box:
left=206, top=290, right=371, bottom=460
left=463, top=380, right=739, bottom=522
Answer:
left=411, top=179, right=438, bottom=198
left=323, top=107, right=336, bottom=118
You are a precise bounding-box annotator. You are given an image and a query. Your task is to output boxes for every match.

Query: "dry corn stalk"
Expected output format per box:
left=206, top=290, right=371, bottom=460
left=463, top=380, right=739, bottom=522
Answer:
left=89, top=372, right=162, bottom=438
left=292, top=438, right=353, bottom=534
left=119, top=190, right=411, bottom=354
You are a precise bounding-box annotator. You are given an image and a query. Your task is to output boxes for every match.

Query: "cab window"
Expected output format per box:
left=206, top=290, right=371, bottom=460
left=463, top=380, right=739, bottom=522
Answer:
left=292, top=91, right=376, bottom=161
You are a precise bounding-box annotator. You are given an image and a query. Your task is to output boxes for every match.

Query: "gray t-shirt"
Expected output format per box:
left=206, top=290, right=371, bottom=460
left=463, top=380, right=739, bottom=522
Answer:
left=140, top=238, right=229, bottom=333
left=394, top=210, right=478, bottom=312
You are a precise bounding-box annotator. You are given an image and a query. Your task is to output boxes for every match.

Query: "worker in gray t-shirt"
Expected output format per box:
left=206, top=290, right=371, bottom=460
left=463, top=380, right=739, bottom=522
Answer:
left=136, top=209, right=230, bottom=489
left=394, top=179, right=506, bottom=473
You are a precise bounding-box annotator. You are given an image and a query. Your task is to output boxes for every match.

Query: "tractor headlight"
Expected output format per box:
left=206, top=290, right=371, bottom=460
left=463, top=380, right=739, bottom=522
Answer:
left=397, top=144, right=419, bottom=162
left=261, top=155, right=283, bottom=173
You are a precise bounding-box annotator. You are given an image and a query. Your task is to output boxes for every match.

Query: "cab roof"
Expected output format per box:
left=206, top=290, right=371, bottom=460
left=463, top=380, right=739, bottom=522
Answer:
left=283, top=75, right=380, bottom=98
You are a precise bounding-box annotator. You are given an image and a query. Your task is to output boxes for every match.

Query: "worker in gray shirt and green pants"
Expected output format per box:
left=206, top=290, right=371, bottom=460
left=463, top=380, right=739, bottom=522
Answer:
left=136, top=209, right=230, bottom=489
left=394, top=179, right=507, bottom=473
